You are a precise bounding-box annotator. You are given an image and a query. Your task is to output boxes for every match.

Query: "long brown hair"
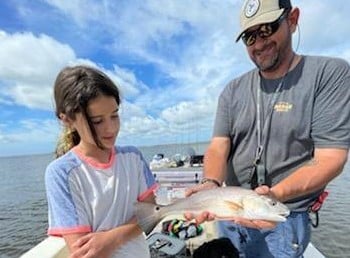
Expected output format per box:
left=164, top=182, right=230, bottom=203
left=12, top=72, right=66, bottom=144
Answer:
left=54, top=65, right=121, bottom=157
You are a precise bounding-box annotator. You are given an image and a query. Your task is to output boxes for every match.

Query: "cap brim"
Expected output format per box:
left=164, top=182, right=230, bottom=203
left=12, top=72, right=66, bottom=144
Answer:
left=235, top=9, right=284, bottom=42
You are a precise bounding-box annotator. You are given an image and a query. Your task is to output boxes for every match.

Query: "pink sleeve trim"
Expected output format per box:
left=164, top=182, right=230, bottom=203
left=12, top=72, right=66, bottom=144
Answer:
left=137, top=183, right=159, bottom=201
left=48, top=225, right=92, bottom=237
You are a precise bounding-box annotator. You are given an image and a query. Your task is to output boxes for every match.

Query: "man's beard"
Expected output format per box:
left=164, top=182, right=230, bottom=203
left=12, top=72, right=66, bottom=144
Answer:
left=254, top=33, right=292, bottom=73
left=255, top=52, right=280, bottom=72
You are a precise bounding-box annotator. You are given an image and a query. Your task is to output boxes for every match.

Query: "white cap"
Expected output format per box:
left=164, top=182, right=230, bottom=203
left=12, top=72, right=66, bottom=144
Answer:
left=236, top=0, right=292, bottom=42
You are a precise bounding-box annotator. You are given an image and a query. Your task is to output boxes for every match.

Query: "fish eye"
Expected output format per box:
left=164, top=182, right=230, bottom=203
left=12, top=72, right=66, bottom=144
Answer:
left=155, top=206, right=160, bottom=211
left=269, top=200, right=277, bottom=206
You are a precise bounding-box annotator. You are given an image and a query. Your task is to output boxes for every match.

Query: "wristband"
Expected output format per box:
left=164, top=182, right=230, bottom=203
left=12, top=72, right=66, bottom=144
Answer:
left=200, top=177, right=221, bottom=187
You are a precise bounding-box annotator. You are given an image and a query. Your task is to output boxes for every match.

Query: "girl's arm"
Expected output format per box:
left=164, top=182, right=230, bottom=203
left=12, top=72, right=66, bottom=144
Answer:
left=64, top=194, right=155, bottom=258
left=64, top=218, right=142, bottom=258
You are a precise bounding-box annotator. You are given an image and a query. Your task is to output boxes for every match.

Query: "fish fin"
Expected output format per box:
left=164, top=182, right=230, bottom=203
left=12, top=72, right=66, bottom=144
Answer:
left=224, top=200, right=243, bottom=211
left=134, top=202, right=163, bottom=235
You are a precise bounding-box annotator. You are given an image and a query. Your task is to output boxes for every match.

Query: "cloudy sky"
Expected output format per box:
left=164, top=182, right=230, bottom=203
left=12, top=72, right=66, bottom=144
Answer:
left=0, top=0, right=349, bottom=157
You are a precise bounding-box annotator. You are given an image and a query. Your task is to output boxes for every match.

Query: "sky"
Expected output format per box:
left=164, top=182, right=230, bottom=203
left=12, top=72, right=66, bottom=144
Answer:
left=0, top=0, right=349, bottom=157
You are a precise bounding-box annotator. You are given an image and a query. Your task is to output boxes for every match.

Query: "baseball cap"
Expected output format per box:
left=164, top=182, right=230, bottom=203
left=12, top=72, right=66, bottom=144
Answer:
left=236, top=0, right=292, bottom=42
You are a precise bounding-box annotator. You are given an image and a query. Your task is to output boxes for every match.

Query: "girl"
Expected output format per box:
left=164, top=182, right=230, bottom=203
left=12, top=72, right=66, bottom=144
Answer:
left=45, top=65, right=157, bottom=258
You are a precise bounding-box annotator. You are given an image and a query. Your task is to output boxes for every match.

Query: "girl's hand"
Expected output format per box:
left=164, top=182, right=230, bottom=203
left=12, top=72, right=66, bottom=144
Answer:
left=184, top=182, right=218, bottom=224
left=70, top=231, right=116, bottom=258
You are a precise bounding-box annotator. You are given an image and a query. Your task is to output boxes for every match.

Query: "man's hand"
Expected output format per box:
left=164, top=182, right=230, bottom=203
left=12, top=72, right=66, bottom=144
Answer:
left=184, top=180, right=218, bottom=197
left=184, top=184, right=279, bottom=229
left=254, top=184, right=275, bottom=197
left=231, top=185, right=278, bottom=229
left=231, top=217, right=277, bottom=230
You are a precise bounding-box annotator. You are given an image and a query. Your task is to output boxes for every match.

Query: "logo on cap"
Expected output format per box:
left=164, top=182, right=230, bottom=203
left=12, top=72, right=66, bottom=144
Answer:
left=244, top=0, right=260, bottom=18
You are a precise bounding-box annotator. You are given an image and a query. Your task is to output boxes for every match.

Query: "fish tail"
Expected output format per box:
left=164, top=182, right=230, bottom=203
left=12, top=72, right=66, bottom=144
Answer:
left=134, top=202, right=163, bottom=234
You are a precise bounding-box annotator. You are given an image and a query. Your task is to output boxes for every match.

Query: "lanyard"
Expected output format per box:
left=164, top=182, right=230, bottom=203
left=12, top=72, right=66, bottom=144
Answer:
left=253, top=54, right=295, bottom=187
left=254, top=78, right=284, bottom=186
left=256, top=78, right=285, bottom=161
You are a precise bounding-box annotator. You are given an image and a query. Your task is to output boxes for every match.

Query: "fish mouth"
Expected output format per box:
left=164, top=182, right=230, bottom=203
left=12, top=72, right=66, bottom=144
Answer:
left=269, top=210, right=290, bottom=222
left=279, top=210, right=290, bottom=218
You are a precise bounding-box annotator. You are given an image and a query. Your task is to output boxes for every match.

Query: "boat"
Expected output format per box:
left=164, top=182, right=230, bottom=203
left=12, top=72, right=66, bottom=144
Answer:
left=20, top=156, right=326, bottom=258
left=20, top=235, right=325, bottom=258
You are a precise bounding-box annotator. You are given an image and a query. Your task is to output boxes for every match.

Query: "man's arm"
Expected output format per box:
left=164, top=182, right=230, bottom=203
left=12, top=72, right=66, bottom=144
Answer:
left=271, top=148, right=348, bottom=202
left=185, top=136, right=276, bottom=228
left=202, top=136, right=231, bottom=184
left=185, top=136, right=231, bottom=197
left=234, top=148, right=348, bottom=229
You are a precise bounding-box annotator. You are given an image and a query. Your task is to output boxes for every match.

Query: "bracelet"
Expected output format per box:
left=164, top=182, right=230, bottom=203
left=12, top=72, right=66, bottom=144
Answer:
left=200, top=177, right=221, bottom=187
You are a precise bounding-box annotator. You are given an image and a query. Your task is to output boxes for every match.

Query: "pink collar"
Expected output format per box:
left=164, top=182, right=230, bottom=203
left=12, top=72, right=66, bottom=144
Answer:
left=72, top=146, right=116, bottom=169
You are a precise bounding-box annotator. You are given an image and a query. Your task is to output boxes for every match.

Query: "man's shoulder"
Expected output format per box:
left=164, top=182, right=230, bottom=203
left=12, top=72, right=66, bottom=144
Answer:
left=303, top=55, right=350, bottom=84
left=224, top=69, right=258, bottom=90
left=304, top=55, right=349, bottom=69
left=233, top=68, right=257, bottom=83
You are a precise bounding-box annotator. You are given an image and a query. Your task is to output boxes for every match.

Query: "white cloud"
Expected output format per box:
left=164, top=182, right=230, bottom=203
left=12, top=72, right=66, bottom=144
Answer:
left=161, top=98, right=216, bottom=126
left=106, top=65, right=148, bottom=99
left=7, top=84, right=54, bottom=111
left=1, top=0, right=350, bottom=156
left=0, top=118, right=59, bottom=156
left=292, top=1, right=350, bottom=58
left=0, top=31, right=74, bottom=82
left=5, top=119, right=58, bottom=143
left=122, top=115, right=165, bottom=135
left=44, top=0, right=106, bottom=26
left=0, top=30, right=150, bottom=110
left=0, top=31, right=75, bottom=109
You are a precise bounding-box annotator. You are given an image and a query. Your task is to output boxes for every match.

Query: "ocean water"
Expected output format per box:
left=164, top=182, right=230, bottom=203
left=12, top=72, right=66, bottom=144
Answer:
left=0, top=142, right=349, bottom=258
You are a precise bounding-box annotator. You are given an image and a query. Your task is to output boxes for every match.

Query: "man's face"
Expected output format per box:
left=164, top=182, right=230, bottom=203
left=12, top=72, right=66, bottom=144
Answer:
left=245, top=13, right=292, bottom=73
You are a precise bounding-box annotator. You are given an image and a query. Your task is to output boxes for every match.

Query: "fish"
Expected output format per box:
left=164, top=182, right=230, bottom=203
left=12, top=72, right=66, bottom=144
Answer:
left=134, top=186, right=290, bottom=234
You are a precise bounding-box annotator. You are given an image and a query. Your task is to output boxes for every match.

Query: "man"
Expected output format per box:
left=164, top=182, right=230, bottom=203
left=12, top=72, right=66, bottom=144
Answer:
left=186, top=0, right=350, bottom=257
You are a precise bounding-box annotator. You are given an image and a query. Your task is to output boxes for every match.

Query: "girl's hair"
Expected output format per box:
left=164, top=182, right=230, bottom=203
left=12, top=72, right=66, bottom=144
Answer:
left=54, top=65, right=121, bottom=158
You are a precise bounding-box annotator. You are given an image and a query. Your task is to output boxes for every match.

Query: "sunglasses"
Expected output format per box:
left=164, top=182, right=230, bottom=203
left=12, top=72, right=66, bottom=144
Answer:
left=241, top=11, right=289, bottom=47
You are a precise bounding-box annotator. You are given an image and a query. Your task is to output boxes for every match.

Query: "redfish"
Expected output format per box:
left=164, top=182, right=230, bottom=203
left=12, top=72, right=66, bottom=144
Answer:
left=134, top=186, right=290, bottom=234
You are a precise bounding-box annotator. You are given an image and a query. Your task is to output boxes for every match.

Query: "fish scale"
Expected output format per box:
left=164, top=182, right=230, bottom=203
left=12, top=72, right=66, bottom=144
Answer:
left=135, top=186, right=290, bottom=234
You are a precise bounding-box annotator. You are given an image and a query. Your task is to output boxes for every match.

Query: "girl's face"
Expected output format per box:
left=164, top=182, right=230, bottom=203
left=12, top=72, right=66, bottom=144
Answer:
left=72, top=95, right=120, bottom=151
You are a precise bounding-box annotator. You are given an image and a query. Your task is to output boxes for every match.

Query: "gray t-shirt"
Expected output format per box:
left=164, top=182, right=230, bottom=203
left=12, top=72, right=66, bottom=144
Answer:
left=214, top=55, right=350, bottom=210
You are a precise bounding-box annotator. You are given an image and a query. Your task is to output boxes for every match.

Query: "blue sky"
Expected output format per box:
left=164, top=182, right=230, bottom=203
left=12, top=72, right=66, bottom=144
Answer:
left=0, top=0, right=349, bottom=157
